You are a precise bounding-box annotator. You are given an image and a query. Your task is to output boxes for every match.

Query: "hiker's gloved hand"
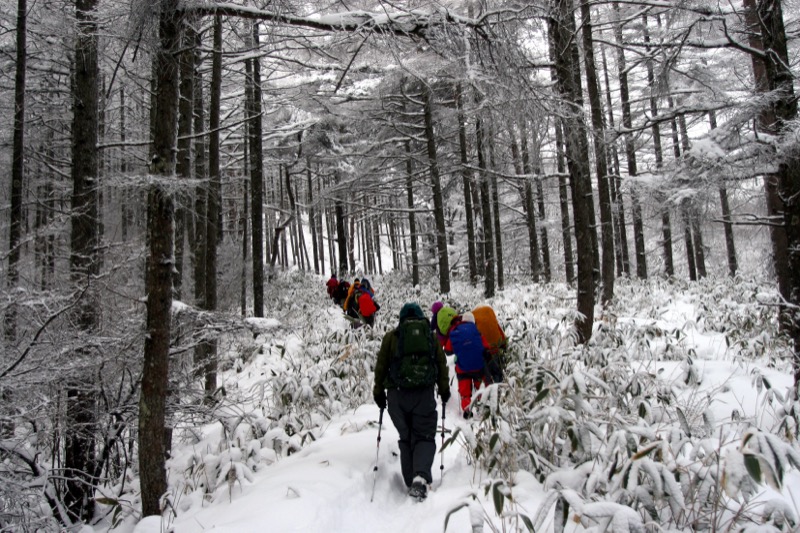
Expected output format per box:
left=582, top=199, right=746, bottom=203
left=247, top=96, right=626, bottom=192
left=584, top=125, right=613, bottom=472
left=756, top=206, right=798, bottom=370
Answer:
left=374, top=391, right=387, bottom=409
left=440, top=390, right=451, bottom=405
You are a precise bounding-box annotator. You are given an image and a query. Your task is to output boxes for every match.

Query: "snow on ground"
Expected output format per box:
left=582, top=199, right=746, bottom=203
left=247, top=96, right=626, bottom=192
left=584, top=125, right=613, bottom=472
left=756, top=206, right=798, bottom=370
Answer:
left=123, top=280, right=797, bottom=533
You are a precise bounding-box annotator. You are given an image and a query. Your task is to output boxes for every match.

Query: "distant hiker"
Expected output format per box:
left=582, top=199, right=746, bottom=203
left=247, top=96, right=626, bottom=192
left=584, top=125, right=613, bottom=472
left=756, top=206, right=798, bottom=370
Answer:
left=360, top=277, right=375, bottom=297
left=343, top=278, right=362, bottom=323
left=357, top=284, right=379, bottom=327
left=430, top=301, right=447, bottom=347
left=326, top=274, right=339, bottom=300
left=439, top=307, right=490, bottom=419
left=472, top=305, right=507, bottom=383
left=373, top=303, right=450, bottom=501
left=332, top=279, right=350, bottom=307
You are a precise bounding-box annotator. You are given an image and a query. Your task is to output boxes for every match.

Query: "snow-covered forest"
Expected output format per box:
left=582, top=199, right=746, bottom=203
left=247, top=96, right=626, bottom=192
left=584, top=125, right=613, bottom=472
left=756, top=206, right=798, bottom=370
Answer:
left=0, top=0, right=798, bottom=531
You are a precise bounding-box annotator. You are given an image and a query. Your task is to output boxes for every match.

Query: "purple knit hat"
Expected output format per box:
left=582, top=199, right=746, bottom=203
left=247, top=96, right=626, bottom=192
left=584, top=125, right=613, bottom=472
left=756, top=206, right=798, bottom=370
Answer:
left=431, top=301, right=444, bottom=314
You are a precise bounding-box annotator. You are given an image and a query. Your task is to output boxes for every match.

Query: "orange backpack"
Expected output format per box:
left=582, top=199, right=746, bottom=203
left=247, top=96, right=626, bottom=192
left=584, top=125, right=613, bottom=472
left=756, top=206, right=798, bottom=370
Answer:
left=472, top=305, right=506, bottom=351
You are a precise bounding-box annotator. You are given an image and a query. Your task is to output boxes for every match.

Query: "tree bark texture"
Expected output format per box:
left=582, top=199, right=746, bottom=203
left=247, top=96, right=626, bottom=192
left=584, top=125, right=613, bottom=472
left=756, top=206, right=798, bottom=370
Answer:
left=550, top=0, right=596, bottom=343
left=6, top=0, right=27, bottom=339
left=613, top=3, right=647, bottom=279
left=139, top=0, right=180, bottom=517
left=456, top=84, right=478, bottom=285
left=580, top=0, right=614, bottom=304
left=476, top=115, right=495, bottom=298
left=247, top=23, right=265, bottom=316
left=405, top=142, right=420, bottom=286
left=422, top=84, right=451, bottom=294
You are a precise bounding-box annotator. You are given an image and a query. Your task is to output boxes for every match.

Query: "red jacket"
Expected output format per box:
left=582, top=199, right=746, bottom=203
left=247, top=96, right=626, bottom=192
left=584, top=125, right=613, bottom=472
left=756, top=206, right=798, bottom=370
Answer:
left=326, top=277, right=338, bottom=297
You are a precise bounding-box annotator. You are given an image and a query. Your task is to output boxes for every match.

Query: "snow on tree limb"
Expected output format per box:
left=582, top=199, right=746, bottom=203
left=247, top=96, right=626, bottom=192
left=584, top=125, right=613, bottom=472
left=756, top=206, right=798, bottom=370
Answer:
left=181, top=2, right=483, bottom=38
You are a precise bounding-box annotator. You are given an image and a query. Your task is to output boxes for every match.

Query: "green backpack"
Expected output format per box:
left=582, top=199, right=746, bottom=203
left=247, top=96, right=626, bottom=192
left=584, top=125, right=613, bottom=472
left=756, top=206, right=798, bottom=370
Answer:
left=390, top=318, right=438, bottom=389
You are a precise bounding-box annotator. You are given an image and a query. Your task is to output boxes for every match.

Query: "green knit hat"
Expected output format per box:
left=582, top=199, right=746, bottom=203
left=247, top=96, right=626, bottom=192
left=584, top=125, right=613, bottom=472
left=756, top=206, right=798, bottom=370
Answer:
left=437, top=306, right=458, bottom=334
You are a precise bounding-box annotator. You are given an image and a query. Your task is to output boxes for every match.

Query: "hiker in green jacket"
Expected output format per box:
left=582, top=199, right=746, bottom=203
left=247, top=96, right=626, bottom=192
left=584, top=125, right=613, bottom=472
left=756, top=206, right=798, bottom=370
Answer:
left=373, top=302, right=450, bottom=501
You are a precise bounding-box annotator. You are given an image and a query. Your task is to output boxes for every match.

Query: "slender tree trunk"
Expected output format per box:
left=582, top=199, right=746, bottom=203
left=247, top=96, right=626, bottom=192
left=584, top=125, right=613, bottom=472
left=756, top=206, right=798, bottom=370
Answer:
left=581, top=0, right=614, bottom=304
left=404, top=142, right=420, bottom=286
left=614, top=3, right=647, bottom=279
left=308, top=167, right=319, bottom=274
left=682, top=206, right=697, bottom=281
left=140, top=0, right=180, bottom=517
left=550, top=0, right=597, bottom=343
left=248, top=24, right=264, bottom=316
left=423, top=85, right=450, bottom=294
left=515, top=125, right=541, bottom=280
left=6, top=0, right=27, bottom=340
left=487, top=125, right=504, bottom=291
left=555, top=120, right=574, bottom=284
left=199, top=14, right=221, bottom=397
left=643, top=14, right=674, bottom=278
left=334, top=173, right=348, bottom=275
left=242, top=164, right=249, bottom=317
left=708, top=111, right=738, bottom=277
left=346, top=204, right=355, bottom=272
left=527, top=125, right=553, bottom=282
left=174, top=20, right=194, bottom=300
left=476, top=115, right=495, bottom=298
left=120, top=87, right=130, bottom=240
left=456, top=84, right=478, bottom=285
left=601, top=44, right=630, bottom=276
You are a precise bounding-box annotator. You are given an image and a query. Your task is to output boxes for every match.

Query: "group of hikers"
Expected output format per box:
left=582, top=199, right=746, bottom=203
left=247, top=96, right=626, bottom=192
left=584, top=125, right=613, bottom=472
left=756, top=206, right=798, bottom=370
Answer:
left=326, top=274, right=380, bottom=327
left=324, top=273, right=509, bottom=501
left=372, top=298, right=508, bottom=501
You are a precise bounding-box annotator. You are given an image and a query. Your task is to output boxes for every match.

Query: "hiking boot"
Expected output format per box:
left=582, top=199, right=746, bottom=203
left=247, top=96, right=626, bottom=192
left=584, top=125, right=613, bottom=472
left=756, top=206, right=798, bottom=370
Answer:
left=462, top=409, right=473, bottom=420
left=409, top=476, right=428, bottom=502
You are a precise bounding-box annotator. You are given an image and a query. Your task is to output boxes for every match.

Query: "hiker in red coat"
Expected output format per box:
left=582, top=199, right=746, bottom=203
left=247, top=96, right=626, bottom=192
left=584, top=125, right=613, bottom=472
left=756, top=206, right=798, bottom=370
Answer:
left=326, top=274, right=339, bottom=300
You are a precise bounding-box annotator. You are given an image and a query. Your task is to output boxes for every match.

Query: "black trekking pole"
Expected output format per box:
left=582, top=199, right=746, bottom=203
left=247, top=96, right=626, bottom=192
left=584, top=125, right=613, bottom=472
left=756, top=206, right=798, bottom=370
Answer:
left=440, top=400, right=446, bottom=481
left=370, top=408, right=384, bottom=502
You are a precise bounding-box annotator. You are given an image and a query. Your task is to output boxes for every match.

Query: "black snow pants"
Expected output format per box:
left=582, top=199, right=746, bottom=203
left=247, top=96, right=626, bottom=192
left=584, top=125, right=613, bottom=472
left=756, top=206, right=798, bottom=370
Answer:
left=387, top=387, right=438, bottom=486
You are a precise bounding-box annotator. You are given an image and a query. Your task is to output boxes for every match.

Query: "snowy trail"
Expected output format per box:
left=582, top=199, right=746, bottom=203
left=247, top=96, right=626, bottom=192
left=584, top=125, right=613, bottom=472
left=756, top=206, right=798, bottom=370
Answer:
left=169, top=402, right=516, bottom=533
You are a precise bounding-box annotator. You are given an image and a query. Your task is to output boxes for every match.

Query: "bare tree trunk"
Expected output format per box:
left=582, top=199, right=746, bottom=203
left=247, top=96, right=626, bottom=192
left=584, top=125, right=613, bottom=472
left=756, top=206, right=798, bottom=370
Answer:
left=174, top=19, right=194, bottom=300
left=515, top=125, right=541, bottom=281
left=456, top=84, right=478, bottom=285
left=613, top=2, right=647, bottom=279
left=527, top=125, right=552, bottom=282
left=601, top=44, right=630, bottom=276
left=550, top=0, right=597, bottom=343
left=334, top=172, right=348, bottom=275
left=248, top=23, right=264, bottom=316
left=643, top=14, right=673, bottom=279
left=120, top=86, right=130, bottom=240
left=581, top=0, right=614, bottom=305
left=744, top=0, right=796, bottom=346
left=140, top=0, right=180, bottom=517
left=746, top=0, right=800, bottom=384
left=308, top=167, right=319, bottom=274
left=476, top=114, right=495, bottom=298
left=373, top=216, right=383, bottom=274
left=423, top=84, right=450, bottom=294
left=65, top=0, right=100, bottom=521
left=487, top=124, right=504, bottom=291
left=554, top=119, right=574, bottom=284
left=202, top=14, right=221, bottom=396
left=6, top=0, right=27, bottom=339
left=404, top=142, right=420, bottom=286
left=682, top=205, right=698, bottom=281
left=708, top=111, right=738, bottom=277
left=241, top=178, right=249, bottom=317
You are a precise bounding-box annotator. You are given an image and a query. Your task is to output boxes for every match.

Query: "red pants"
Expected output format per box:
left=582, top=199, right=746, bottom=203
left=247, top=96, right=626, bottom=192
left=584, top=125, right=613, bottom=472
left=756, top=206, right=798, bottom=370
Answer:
left=457, top=371, right=484, bottom=413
